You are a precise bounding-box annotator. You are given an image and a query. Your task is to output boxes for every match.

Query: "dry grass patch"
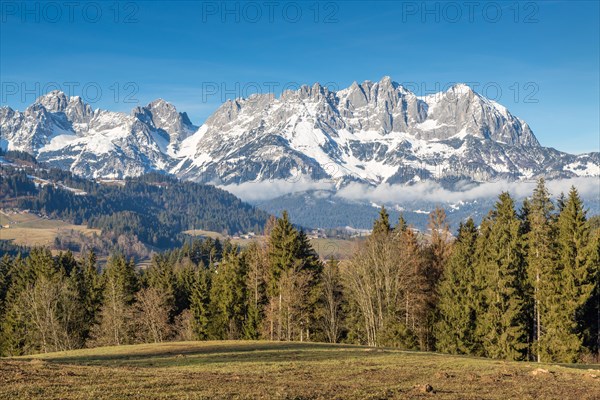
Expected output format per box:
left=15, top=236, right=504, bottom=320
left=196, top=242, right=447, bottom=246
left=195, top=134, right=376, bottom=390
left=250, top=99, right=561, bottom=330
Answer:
left=0, top=212, right=99, bottom=247
left=1, top=341, right=598, bottom=399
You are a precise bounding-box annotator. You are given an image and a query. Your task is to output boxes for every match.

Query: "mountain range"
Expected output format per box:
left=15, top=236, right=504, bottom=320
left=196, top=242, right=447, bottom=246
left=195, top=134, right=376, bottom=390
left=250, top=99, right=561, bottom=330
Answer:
left=1, top=77, right=598, bottom=229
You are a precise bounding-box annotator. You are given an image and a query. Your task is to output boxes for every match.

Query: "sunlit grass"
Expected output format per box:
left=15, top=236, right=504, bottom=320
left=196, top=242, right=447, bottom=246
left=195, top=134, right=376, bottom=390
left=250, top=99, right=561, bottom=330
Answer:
left=2, top=341, right=598, bottom=399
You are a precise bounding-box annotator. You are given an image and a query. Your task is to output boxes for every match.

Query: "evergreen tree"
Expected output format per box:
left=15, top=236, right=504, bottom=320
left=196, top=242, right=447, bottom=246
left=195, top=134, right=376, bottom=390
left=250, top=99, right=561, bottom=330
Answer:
left=436, top=218, right=478, bottom=354
left=372, top=206, right=391, bottom=237
left=56, top=251, right=78, bottom=277
left=209, top=249, right=247, bottom=339
left=91, top=254, right=138, bottom=346
left=525, top=179, right=559, bottom=362
left=550, top=187, right=594, bottom=362
left=242, top=242, right=268, bottom=340
left=475, top=193, right=528, bottom=360
left=266, top=211, right=322, bottom=341
left=0, top=255, right=11, bottom=323
left=0, top=255, right=27, bottom=355
left=581, top=228, right=600, bottom=357
left=189, top=267, right=211, bottom=340
left=420, top=207, right=451, bottom=350
left=395, top=214, right=408, bottom=233
left=73, top=251, right=103, bottom=341
left=267, top=211, right=300, bottom=297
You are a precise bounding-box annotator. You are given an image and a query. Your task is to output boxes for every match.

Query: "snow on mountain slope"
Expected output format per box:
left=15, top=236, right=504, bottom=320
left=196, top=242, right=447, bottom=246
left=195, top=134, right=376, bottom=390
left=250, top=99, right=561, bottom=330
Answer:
left=1, top=91, right=193, bottom=178
left=172, top=77, right=595, bottom=185
left=1, top=78, right=598, bottom=187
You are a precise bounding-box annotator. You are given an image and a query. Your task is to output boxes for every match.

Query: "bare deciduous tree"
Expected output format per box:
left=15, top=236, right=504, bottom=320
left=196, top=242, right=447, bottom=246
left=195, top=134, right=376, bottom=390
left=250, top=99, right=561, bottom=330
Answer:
left=134, top=287, right=173, bottom=343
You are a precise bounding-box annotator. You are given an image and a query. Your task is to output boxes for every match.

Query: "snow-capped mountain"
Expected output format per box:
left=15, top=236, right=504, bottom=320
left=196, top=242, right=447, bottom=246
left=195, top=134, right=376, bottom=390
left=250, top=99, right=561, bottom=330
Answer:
left=1, top=77, right=598, bottom=186
left=173, top=77, right=597, bottom=185
left=0, top=91, right=195, bottom=178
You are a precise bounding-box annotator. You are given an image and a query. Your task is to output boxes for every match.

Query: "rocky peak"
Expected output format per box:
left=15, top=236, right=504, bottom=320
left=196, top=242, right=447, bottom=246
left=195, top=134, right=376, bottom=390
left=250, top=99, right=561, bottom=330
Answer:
left=34, top=90, right=69, bottom=112
left=133, top=99, right=197, bottom=146
left=65, top=96, right=93, bottom=124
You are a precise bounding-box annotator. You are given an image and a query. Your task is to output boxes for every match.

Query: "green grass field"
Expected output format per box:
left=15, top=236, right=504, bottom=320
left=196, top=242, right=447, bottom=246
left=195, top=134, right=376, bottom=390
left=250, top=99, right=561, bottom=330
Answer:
left=1, top=341, right=598, bottom=399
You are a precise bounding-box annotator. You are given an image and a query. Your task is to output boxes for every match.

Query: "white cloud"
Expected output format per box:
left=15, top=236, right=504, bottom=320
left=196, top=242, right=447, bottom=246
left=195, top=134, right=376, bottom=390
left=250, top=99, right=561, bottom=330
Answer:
left=219, top=178, right=335, bottom=202
left=221, top=177, right=600, bottom=205
left=337, top=177, right=600, bottom=204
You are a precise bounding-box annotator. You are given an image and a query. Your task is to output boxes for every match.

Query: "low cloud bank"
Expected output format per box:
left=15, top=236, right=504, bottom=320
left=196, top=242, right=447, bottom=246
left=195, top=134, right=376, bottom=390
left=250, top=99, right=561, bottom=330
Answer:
left=337, top=177, right=600, bottom=204
left=219, top=178, right=335, bottom=202
left=220, top=177, right=600, bottom=204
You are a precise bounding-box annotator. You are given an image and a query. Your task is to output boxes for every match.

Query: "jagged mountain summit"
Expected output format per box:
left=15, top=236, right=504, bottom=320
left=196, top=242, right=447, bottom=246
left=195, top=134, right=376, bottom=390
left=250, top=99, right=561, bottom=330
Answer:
left=1, top=77, right=598, bottom=185
left=0, top=91, right=196, bottom=178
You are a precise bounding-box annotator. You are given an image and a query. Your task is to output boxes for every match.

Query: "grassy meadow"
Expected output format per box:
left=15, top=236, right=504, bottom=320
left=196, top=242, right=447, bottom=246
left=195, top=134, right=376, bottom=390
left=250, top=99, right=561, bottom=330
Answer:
left=0, top=211, right=100, bottom=248
left=1, top=341, right=598, bottom=399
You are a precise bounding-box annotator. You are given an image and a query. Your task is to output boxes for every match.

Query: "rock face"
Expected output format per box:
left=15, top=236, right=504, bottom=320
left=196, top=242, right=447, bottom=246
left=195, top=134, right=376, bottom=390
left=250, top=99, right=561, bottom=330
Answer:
left=172, top=77, right=595, bottom=185
left=1, top=78, right=598, bottom=185
left=0, top=91, right=195, bottom=178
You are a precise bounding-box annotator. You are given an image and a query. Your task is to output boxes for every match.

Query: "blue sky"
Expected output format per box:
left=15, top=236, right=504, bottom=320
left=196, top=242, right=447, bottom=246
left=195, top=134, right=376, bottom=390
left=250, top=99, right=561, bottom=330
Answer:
left=1, top=0, right=598, bottom=153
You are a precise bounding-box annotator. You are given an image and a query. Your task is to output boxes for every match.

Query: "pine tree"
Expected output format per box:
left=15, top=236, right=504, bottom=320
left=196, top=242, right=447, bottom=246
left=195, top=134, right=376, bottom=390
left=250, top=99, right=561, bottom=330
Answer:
left=550, top=187, right=594, bottom=362
left=91, top=254, right=138, bottom=346
left=266, top=211, right=321, bottom=341
left=27, top=247, right=56, bottom=279
left=267, top=211, right=300, bottom=297
left=242, top=242, right=268, bottom=340
left=395, top=214, right=408, bottom=233
left=581, top=228, right=600, bottom=357
left=0, top=255, right=27, bottom=355
left=0, top=255, right=11, bottom=322
left=209, top=249, right=247, bottom=339
left=420, top=207, right=451, bottom=350
left=436, top=218, right=478, bottom=354
left=72, top=251, right=103, bottom=341
left=56, top=251, right=77, bottom=277
left=525, top=178, right=558, bottom=362
left=372, top=206, right=391, bottom=237
left=189, top=267, right=211, bottom=340
left=475, top=192, right=528, bottom=360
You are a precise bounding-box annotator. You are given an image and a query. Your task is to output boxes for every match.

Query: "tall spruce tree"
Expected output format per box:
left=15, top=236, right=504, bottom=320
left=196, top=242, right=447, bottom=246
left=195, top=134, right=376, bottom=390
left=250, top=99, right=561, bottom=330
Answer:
left=372, top=206, right=391, bottom=237
left=436, top=218, right=478, bottom=354
left=395, top=214, right=408, bottom=233
left=242, top=242, right=268, bottom=340
left=421, top=207, right=451, bottom=350
left=209, top=249, right=247, bottom=339
left=551, top=187, right=594, bottom=362
left=91, top=254, right=138, bottom=346
left=268, top=211, right=300, bottom=296
left=526, top=178, right=558, bottom=362
left=582, top=228, right=600, bottom=357
left=475, top=193, right=528, bottom=360
left=74, top=251, right=103, bottom=341
left=266, top=211, right=321, bottom=341
left=189, top=267, right=211, bottom=340
left=0, top=255, right=27, bottom=355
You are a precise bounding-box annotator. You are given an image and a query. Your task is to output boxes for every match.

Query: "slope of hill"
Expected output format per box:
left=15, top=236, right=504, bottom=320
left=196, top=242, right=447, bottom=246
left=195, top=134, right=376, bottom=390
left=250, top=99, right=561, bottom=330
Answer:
left=3, top=341, right=598, bottom=400
left=0, top=154, right=270, bottom=249
left=3, top=79, right=598, bottom=231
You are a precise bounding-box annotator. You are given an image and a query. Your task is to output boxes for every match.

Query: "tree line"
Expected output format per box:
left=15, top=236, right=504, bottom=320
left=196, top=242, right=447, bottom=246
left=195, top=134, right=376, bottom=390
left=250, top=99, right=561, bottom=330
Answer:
left=0, top=179, right=598, bottom=363
left=0, top=165, right=269, bottom=248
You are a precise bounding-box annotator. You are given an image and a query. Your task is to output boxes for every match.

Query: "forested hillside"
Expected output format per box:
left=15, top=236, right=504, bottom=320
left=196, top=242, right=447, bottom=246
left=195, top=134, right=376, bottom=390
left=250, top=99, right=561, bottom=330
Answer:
left=0, top=180, right=598, bottom=363
left=0, top=153, right=269, bottom=248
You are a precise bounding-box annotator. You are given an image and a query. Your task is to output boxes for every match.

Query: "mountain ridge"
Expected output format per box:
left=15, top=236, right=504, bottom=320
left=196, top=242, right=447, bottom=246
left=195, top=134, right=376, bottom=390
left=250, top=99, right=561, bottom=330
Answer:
left=1, top=77, right=598, bottom=188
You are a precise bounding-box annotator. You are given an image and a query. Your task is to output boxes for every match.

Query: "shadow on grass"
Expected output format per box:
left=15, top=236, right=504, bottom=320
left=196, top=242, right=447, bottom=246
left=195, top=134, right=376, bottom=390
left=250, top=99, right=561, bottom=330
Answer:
left=17, top=341, right=389, bottom=367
